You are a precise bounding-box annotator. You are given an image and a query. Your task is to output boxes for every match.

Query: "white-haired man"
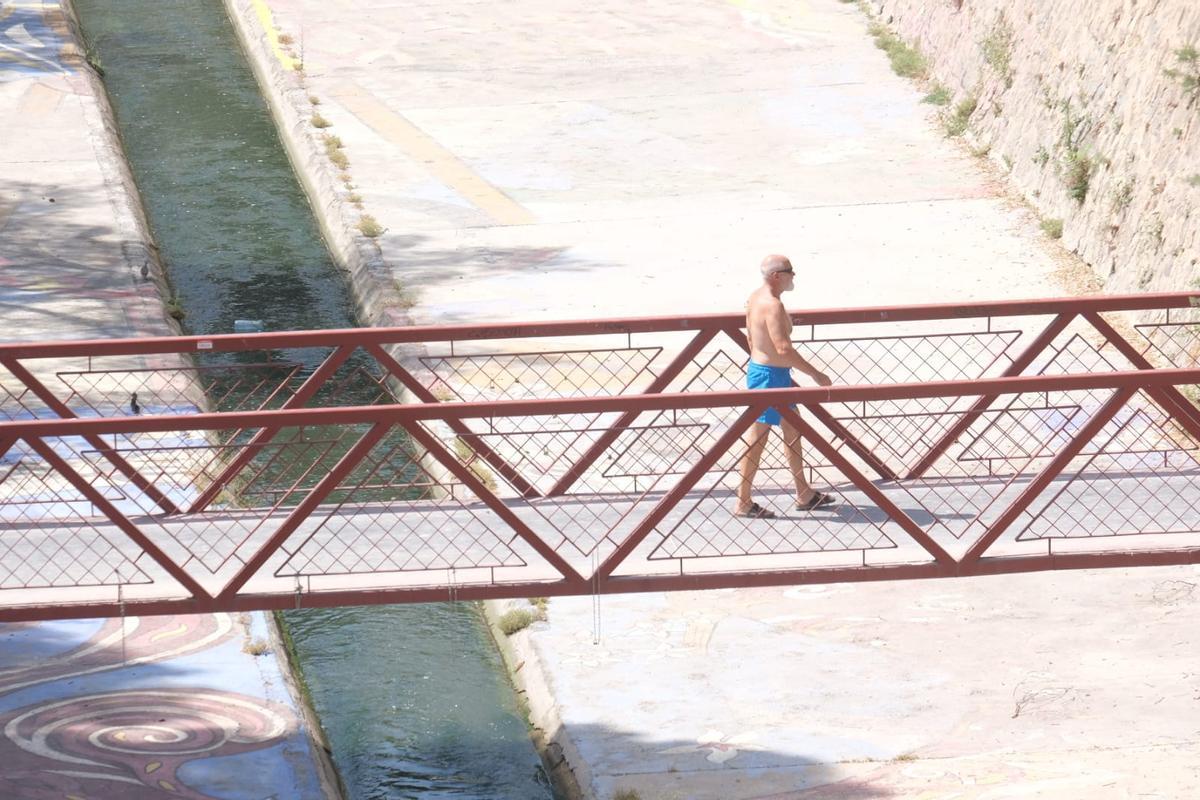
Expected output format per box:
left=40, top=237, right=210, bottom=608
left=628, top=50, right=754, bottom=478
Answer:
left=733, top=254, right=835, bottom=518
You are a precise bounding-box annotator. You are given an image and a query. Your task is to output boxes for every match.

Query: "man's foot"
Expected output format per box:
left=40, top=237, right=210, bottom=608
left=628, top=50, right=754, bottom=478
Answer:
left=733, top=501, right=777, bottom=519
left=795, top=491, right=836, bottom=511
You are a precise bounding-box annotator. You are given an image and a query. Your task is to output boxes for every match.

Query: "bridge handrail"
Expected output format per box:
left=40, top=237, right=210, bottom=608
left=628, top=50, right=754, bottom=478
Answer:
left=1, top=292, right=1196, bottom=358
left=3, top=367, right=1199, bottom=436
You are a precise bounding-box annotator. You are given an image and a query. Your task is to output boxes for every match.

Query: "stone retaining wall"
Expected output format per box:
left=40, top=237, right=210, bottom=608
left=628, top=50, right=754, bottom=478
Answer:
left=869, top=0, right=1199, bottom=292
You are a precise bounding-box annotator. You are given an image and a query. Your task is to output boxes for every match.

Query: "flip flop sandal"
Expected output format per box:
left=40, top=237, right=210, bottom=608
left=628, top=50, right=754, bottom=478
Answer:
left=795, top=491, right=836, bottom=511
left=733, top=502, right=777, bottom=519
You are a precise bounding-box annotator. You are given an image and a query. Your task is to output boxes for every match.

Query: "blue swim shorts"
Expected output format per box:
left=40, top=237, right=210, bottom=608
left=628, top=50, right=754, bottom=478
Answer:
left=746, top=361, right=795, bottom=426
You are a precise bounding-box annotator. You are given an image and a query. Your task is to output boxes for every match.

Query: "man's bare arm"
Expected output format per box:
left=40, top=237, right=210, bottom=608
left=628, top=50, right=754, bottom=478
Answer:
left=765, top=302, right=832, bottom=386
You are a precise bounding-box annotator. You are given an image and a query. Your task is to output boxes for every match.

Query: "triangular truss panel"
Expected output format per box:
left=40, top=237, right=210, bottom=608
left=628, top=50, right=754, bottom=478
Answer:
left=276, top=428, right=531, bottom=582
left=604, top=419, right=915, bottom=580
left=1015, top=392, right=1200, bottom=541
left=0, top=442, right=153, bottom=590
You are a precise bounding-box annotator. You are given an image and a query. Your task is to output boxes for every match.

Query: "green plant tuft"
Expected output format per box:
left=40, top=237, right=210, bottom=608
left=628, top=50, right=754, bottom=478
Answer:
left=321, top=134, right=349, bottom=170
left=356, top=214, right=384, bottom=238
left=1040, top=218, right=1064, bottom=239
left=944, top=96, right=977, bottom=137
left=1063, top=151, right=1093, bottom=202
left=311, top=112, right=331, bottom=129
left=528, top=597, right=549, bottom=620
left=981, top=14, right=1015, bottom=87
left=923, top=84, right=951, bottom=106
left=612, top=791, right=642, bottom=800
left=499, top=609, right=534, bottom=635
left=166, top=296, right=186, bottom=321
left=243, top=638, right=270, bottom=656
left=1187, top=174, right=1200, bottom=187
left=1164, top=44, right=1200, bottom=107
left=869, top=23, right=927, bottom=79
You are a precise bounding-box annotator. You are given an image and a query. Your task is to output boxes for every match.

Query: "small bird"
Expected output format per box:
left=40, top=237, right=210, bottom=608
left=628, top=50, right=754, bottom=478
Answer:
left=140, top=259, right=150, bottom=281
left=129, top=392, right=141, bottom=415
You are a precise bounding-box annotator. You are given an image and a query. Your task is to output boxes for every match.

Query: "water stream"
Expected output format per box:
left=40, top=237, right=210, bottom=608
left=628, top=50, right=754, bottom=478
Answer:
left=71, top=1, right=553, bottom=796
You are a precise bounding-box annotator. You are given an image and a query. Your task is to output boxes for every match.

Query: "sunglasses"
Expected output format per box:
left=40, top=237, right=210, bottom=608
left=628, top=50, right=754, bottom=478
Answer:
left=774, top=269, right=794, bottom=275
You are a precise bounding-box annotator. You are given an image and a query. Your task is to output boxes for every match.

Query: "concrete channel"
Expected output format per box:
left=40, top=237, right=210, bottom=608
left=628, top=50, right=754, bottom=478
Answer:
left=5, top=0, right=1200, bottom=798
left=219, top=1, right=1200, bottom=798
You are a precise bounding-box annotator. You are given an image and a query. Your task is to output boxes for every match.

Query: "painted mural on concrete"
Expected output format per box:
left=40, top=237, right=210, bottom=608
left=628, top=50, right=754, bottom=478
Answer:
left=0, top=614, right=322, bottom=799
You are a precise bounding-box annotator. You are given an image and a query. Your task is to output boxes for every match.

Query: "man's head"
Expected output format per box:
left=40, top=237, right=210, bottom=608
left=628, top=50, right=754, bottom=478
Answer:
left=760, top=254, right=795, bottom=294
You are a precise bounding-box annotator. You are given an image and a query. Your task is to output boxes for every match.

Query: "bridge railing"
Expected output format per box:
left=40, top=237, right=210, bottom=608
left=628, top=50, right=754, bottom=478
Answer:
left=1, top=293, right=1198, bottom=620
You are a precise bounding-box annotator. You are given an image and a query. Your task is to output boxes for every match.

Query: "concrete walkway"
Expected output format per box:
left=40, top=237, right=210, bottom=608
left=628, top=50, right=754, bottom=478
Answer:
left=233, top=0, right=1200, bottom=798
left=0, top=2, right=332, bottom=796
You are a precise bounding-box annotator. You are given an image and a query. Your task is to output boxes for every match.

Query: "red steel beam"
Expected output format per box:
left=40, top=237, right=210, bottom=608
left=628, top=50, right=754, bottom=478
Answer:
left=905, top=312, right=1076, bottom=479
left=22, top=436, right=212, bottom=600
left=548, top=327, right=719, bottom=496
left=10, top=544, right=1200, bottom=623
left=188, top=343, right=356, bottom=513
left=7, top=369, right=1200, bottom=438
left=959, top=387, right=1136, bottom=565
left=365, top=343, right=541, bottom=499
left=1, top=357, right=180, bottom=515
left=215, top=421, right=393, bottom=601
left=1082, top=311, right=1200, bottom=441
left=399, top=421, right=585, bottom=584
left=2, top=293, right=1196, bottom=360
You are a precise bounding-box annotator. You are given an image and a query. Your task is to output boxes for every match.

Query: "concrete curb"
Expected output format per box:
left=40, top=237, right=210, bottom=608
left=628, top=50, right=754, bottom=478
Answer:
left=221, top=0, right=409, bottom=329
left=59, top=0, right=179, bottom=339
left=481, top=599, right=589, bottom=800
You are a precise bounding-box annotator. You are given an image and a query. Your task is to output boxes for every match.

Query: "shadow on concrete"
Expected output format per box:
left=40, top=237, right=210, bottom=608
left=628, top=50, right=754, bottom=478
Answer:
left=0, top=6, right=74, bottom=79
left=0, top=177, right=160, bottom=340
left=523, top=720, right=901, bottom=800
left=379, top=231, right=614, bottom=324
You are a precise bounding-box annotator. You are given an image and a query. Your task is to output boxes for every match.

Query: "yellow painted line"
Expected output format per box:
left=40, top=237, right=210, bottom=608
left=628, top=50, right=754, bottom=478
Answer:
left=16, top=82, right=60, bottom=116
left=149, top=621, right=189, bottom=642
left=333, top=84, right=534, bottom=226
left=249, top=0, right=299, bottom=72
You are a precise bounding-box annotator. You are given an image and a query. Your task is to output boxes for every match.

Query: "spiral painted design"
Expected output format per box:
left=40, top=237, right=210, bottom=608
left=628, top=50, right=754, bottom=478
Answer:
left=0, top=688, right=291, bottom=798
left=0, top=614, right=235, bottom=697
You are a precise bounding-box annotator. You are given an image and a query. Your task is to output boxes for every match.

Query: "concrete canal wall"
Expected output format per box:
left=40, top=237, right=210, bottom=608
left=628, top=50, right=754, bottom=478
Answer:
left=868, top=0, right=1200, bottom=293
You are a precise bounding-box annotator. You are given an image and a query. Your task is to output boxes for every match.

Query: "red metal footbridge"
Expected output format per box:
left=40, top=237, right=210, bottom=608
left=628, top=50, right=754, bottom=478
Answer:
left=2, top=293, right=1199, bottom=621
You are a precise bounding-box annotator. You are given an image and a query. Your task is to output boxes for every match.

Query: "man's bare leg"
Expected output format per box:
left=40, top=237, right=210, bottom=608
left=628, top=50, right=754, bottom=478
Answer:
left=780, top=418, right=817, bottom=505
left=734, top=422, right=770, bottom=513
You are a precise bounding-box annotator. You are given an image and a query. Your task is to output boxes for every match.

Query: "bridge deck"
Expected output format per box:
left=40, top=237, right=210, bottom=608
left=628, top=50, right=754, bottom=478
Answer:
left=5, top=467, right=1199, bottom=614
left=3, top=295, right=1200, bottom=619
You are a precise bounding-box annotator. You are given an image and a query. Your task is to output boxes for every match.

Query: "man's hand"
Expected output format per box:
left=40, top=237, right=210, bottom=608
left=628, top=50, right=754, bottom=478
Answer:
left=812, top=371, right=833, bottom=387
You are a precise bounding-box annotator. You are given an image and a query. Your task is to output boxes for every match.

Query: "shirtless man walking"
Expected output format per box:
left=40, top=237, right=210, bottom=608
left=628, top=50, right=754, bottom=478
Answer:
left=733, top=254, right=835, bottom=518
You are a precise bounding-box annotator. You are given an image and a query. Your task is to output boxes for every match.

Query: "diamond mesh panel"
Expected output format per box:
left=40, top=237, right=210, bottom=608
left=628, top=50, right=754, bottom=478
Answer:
left=277, top=431, right=522, bottom=577
left=649, top=426, right=897, bottom=560
left=0, top=444, right=151, bottom=589
left=419, top=348, right=661, bottom=401
left=1017, top=395, right=1200, bottom=540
